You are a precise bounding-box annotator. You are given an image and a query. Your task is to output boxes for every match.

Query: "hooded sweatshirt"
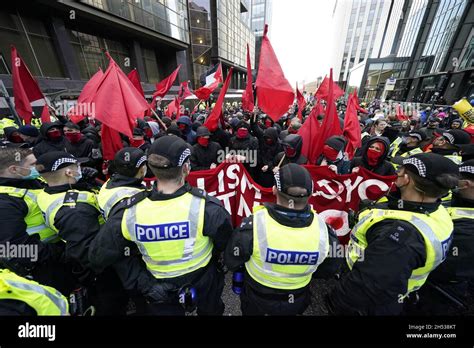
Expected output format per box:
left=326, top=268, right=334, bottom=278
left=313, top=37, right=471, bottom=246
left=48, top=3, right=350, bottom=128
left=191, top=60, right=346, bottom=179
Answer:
left=33, top=122, right=69, bottom=158
left=350, top=136, right=396, bottom=176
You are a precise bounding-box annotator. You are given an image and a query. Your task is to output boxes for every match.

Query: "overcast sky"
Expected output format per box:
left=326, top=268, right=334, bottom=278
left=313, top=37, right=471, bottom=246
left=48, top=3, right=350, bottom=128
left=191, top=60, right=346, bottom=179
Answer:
left=270, top=0, right=336, bottom=88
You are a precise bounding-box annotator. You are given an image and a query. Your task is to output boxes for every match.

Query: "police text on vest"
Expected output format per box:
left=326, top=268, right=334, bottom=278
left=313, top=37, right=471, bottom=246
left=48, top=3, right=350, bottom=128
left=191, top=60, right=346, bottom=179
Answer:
left=266, top=248, right=319, bottom=265
left=135, top=221, right=190, bottom=242
left=18, top=322, right=55, bottom=341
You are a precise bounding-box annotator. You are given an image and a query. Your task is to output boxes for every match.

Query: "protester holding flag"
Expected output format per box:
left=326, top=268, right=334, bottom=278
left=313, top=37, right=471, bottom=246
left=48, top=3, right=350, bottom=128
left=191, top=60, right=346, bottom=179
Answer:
left=316, top=136, right=351, bottom=174
left=274, top=134, right=307, bottom=168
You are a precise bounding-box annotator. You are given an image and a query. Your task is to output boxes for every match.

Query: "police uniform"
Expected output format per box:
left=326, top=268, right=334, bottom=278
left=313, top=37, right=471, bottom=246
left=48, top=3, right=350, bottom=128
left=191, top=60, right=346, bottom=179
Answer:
left=328, top=153, right=459, bottom=315
left=0, top=268, right=68, bottom=315
left=414, top=160, right=474, bottom=315
left=97, top=147, right=147, bottom=219
left=0, top=118, right=18, bottom=136
left=89, top=136, right=233, bottom=315
left=431, top=130, right=471, bottom=164
left=36, top=151, right=129, bottom=315
left=225, top=164, right=341, bottom=315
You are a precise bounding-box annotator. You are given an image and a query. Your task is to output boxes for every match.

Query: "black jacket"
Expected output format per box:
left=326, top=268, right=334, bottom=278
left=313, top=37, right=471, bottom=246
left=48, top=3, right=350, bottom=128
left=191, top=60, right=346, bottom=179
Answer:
left=190, top=141, right=222, bottom=171
left=351, top=136, right=396, bottom=176
left=225, top=202, right=342, bottom=294
left=33, top=123, right=69, bottom=158
left=88, top=183, right=233, bottom=294
left=274, top=134, right=307, bottom=167
left=65, top=136, right=95, bottom=160
left=327, top=194, right=436, bottom=315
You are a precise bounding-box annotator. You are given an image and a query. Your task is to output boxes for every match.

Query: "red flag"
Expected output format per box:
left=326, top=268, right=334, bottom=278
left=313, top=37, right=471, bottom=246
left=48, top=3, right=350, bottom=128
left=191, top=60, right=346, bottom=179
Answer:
left=69, top=68, right=104, bottom=123
left=396, top=103, right=409, bottom=121
left=299, top=101, right=322, bottom=164
left=40, top=104, right=51, bottom=124
left=91, top=53, right=149, bottom=138
left=242, top=44, right=254, bottom=112
left=127, top=69, right=145, bottom=97
left=296, top=83, right=306, bottom=121
left=255, top=25, right=294, bottom=121
left=165, top=97, right=180, bottom=118
left=352, top=91, right=368, bottom=114
left=153, top=65, right=181, bottom=99
left=343, top=90, right=362, bottom=159
left=204, top=67, right=233, bottom=132
left=313, top=69, right=343, bottom=160
left=101, top=124, right=123, bottom=160
left=194, top=63, right=223, bottom=101
left=177, top=81, right=193, bottom=103
left=11, top=46, right=44, bottom=124
left=315, top=75, right=345, bottom=101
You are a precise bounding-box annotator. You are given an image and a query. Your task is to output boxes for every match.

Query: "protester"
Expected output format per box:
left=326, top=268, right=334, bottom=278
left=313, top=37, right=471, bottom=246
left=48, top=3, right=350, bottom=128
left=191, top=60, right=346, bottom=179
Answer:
left=350, top=136, right=395, bottom=176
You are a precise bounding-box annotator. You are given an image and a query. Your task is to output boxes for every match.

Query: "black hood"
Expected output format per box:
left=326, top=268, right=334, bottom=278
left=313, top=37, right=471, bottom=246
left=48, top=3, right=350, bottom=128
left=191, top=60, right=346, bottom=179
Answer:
left=282, top=134, right=303, bottom=155
left=263, top=127, right=279, bottom=142
left=361, top=136, right=390, bottom=165
left=3, top=127, right=19, bottom=140
left=39, top=122, right=63, bottom=138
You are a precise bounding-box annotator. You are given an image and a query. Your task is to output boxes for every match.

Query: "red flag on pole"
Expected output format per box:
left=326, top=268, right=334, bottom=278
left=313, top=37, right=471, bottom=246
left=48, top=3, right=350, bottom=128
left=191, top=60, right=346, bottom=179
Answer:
left=194, top=63, right=223, bottom=101
left=91, top=52, right=149, bottom=138
left=11, top=46, right=44, bottom=124
left=352, top=90, right=368, bottom=114
left=177, top=81, right=193, bottom=103
left=299, top=101, right=322, bottom=164
left=40, top=104, right=51, bottom=124
left=127, top=69, right=145, bottom=97
left=312, top=69, right=343, bottom=160
left=242, top=44, right=254, bottom=112
left=396, top=103, right=409, bottom=121
left=296, top=82, right=306, bottom=121
left=315, top=75, right=345, bottom=101
left=343, top=90, right=362, bottom=159
left=69, top=68, right=104, bottom=124
left=165, top=97, right=180, bottom=119
left=153, top=65, right=181, bottom=99
left=255, top=25, right=294, bottom=121
left=101, top=124, right=123, bottom=160
left=204, top=67, right=233, bottom=132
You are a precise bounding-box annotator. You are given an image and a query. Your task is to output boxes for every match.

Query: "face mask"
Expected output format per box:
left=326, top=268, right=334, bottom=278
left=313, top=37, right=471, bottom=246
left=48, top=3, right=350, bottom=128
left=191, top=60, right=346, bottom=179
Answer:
left=236, top=128, right=249, bottom=139
left=323, top=145, right=340, bottom=162
left=264, top=120, right=273, bottom=128
left=285, top=147, right=297, bottom=158
left=10, top=134, right=24, bottom=143
left=144, top=128, right=153, bottom=138
left=367, top=148, right=383, bottom=166
left=65, top=132, right=82, bottom=144
left=20, top=166, right=40, bottom=180
left=73, top=168, right=82, bottom=182
left=130, top=138, right=145, bottom=148
left=178, top=124, right=187, bottom=131
left=197, top=137, right=209, bottom=147
left=264, top=137, right=274, bottom=146
left=288, top=127, right=298, bottom=134
left=48, top=129, right=62, bottom=141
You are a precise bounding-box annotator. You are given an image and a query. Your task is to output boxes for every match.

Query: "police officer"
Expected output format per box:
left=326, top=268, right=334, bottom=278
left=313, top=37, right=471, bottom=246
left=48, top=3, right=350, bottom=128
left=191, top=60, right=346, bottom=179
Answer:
left=36, top=151, right=127, bottom=315
left=390, top=130, right=426, bottom=159
left=89, top=136, right=233, bottom=315
left=414, top=159, right=474, bottom=315
left=430, top=129, right=471, bottom=164
left=225, top=164, right=341, bottom=315
left=327, top=153, right=459, bottom=315
left=0, top=148, right=65, bottom=288
left=0, top=268, right=68, bottom=315
left=97, top=147, right=147, bottom=220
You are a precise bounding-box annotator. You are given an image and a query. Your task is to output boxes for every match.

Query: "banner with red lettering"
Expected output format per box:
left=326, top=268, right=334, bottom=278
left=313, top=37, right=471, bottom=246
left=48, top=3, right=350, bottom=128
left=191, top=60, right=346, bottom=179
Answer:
left=187, top=162, right=395, bottom=243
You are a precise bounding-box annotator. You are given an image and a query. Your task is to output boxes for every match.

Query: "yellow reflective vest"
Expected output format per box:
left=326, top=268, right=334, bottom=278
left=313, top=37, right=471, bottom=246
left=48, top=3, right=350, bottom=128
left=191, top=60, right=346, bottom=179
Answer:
left=0, top=118, right=18, bottom=136
left=0, top=269, right=68, bottom=315
left=37, top=189, right=104, bottom=235
left=447, top=207, right=474, bottom=221
left=347, top=206, right=453, bottom=295
left=245, top=205, right=330, bottom=290
left=97, top=181, right=145, bottom=219
left=0, top=186, right=59, bottom=243
left=121, top=192, right=212, bottom=279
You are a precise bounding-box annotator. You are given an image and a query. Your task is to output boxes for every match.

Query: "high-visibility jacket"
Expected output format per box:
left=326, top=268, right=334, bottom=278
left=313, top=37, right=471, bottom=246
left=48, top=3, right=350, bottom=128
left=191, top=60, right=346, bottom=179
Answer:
left=0, top=186, right=59, bottom=243
left=447, top=207, right=474, bottom=221
left=0, top=118, right=18, bottom=136
left=347, top=206, right=453, bottom=295
left=444, top=155, right=463, bottom=165
left=31, top=118, right=42, bottom=129
left=245, top=205, right=330, bottom=290
left=97, top=181, right=145, bottom=219
left=121, top=192, right=212, bottom=279
left=0, top=268, right=68, bottom=315
left=37, top=190, right=104, bottom=235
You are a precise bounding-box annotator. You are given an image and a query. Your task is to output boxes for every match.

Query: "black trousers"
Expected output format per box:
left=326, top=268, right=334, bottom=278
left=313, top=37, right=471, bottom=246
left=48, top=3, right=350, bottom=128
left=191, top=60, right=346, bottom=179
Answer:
left=145, top=262, right=225, bottom=316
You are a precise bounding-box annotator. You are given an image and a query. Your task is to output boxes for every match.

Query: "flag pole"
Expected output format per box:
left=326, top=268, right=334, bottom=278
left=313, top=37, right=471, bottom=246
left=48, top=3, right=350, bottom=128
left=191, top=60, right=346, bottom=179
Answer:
left=253, top=96, right=258, bottom=123
left=150, top=109, right=168, bottom=131
left=274, top=154, right=286, bottom=171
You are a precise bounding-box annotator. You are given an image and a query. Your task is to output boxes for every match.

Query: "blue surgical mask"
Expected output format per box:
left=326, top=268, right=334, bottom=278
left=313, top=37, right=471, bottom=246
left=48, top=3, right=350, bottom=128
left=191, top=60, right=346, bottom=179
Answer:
left=73, top=168, right=82, bottom=182
left=21, top=167, right=40, bottom=180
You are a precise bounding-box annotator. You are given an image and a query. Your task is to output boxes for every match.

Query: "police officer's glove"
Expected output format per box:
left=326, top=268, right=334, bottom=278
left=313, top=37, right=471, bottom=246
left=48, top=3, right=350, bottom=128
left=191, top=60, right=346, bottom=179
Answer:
left=347, top=208, right=357, bottom=229
left=144, top=282, right=177, bottom=304
left=81, top=167, right=98, bottom=182
left=215, top=252, right=228, bottom=274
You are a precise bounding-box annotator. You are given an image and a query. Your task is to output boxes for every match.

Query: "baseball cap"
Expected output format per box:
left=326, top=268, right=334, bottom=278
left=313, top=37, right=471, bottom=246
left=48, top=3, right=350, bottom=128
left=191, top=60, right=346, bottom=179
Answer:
left=459, top=159, right=474, bottom=178
left=36, top=151, right=88, bottom=173
left=148, top=135, right=191, bottom=168
left=440, top=130, right=471, bottom=145
left=274, top=163, right=313, bottom=197
left=407, top=130, right=427, bottom=142
left=18, top=125, right=39, bottom=137
left=402, top=153, right=459, bottom=189
left=113, top=147, right=147, bottom=176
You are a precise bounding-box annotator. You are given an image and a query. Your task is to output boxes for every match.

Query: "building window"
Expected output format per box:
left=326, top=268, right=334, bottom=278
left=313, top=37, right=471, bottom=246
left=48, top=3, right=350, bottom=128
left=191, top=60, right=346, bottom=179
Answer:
left=142, top=47, right=160, bottom=83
